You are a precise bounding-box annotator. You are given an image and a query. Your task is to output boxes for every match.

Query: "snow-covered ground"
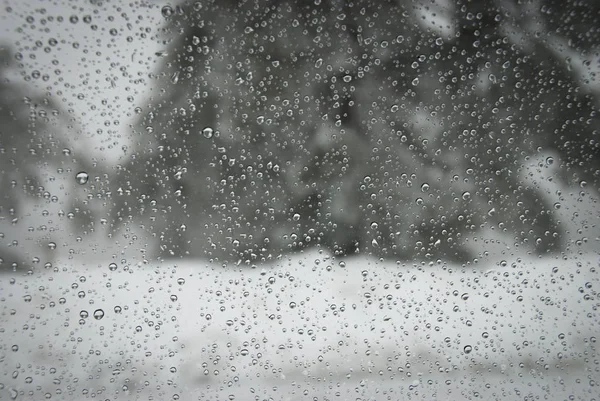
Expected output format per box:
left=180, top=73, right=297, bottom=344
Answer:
left=1, top=152, right=599, bottom=400
left=1, top=249, right=598, bottom=400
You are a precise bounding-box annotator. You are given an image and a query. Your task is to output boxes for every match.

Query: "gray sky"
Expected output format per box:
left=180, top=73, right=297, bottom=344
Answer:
left=1, top=0, right=163, bottom=163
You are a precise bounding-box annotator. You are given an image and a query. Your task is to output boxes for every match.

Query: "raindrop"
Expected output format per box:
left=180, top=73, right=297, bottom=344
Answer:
left=546, top=156, right=554, bottom=165
left=76, top=171, right=89, bottom=184
left=93, top=309, right=105, bottom=320
left=202, top=127, right=214, bottom=138
left=411, top=77, right=419, bottom=86
left=108, top=263, right=118, bottom=271
left=161, top=5, right=174, bottom=18
left=464, top=345, right=472, bottom=354
left=421, top=183, right=430, bottom=192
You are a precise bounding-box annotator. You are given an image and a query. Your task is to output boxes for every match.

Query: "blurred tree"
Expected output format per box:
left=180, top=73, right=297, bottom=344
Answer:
left=112, top=0, right=599, bottom=264
left=0, top=44, right=92, bottom=271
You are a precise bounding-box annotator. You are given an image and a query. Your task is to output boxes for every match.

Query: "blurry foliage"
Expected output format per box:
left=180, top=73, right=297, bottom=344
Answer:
left=112, top=0, right=599, bottom=263
left=0, top=44, right=93, bottom=270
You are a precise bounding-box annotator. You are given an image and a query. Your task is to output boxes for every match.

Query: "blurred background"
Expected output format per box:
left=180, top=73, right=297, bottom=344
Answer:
left=1, top=1, right=599, bottom=400
left=1, top=0, right=599, bottom=269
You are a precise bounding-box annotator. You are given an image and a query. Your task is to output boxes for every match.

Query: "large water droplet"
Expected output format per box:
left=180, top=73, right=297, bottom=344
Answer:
left=93, top=309, right=105, bottom=320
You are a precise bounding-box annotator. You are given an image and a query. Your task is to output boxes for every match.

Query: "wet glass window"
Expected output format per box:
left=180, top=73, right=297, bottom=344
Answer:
left=1, top=0, right=598, bottom=399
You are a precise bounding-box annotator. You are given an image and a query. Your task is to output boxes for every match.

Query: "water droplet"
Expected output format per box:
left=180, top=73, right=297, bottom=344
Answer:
left=553, top=202, right=561, bottom=209
left=289, top=302, right=296, bottom=308
left=108, top=262, right=118, bottom=271
left=462, top=191, right=471, bottom=200
left=48, top=242, right=56, bottom=250
left=93, top=309, right=105, bottom=320
left=464, top=345, right=472, bottom=354
left=411, top=77, right=420, bottom=86
left=161, top=5, right=174, bottom=18
left=461, top=293, right=469, bottom=300
left=76, top=171, right=89, bottom=184
left=177, top=277, right=185, bottom=285
left=421, top=183, right=430, bottom=192
left=240, top=349, right=249, bottom=356
left=343, top=75, right=352, bottom=83
left=546, top=156, right=554, bottom=165
left=202, top=127, right=214, bottom=138
left=292, top=213, right=300, bottom=221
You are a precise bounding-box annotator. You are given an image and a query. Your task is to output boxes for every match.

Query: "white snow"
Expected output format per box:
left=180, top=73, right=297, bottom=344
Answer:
left=1, top=249, right=598, bottom=400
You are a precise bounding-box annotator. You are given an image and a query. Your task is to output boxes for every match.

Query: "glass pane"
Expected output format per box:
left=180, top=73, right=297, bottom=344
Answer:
left=1, top=0, right=598, bottom=399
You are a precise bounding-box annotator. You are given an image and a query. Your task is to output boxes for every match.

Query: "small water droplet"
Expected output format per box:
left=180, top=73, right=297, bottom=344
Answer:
left=93, top=309, right=105, bottom=320
left=108, top=262, right=118, bottom=271
left=202, top=127, right=214, bottom=138
left=464, top=345, right=472, bottom=354
left=411, top=77, right=420, bottom=86
left=421, top=183, right=429, bottom=192
left=161, top=5, right=174, bottom=18
left=76, top=171, right=89, bottom=184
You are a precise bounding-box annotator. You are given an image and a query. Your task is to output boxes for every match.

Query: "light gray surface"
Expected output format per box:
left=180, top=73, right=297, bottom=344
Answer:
left=1, top=250, right=598, bottom=400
